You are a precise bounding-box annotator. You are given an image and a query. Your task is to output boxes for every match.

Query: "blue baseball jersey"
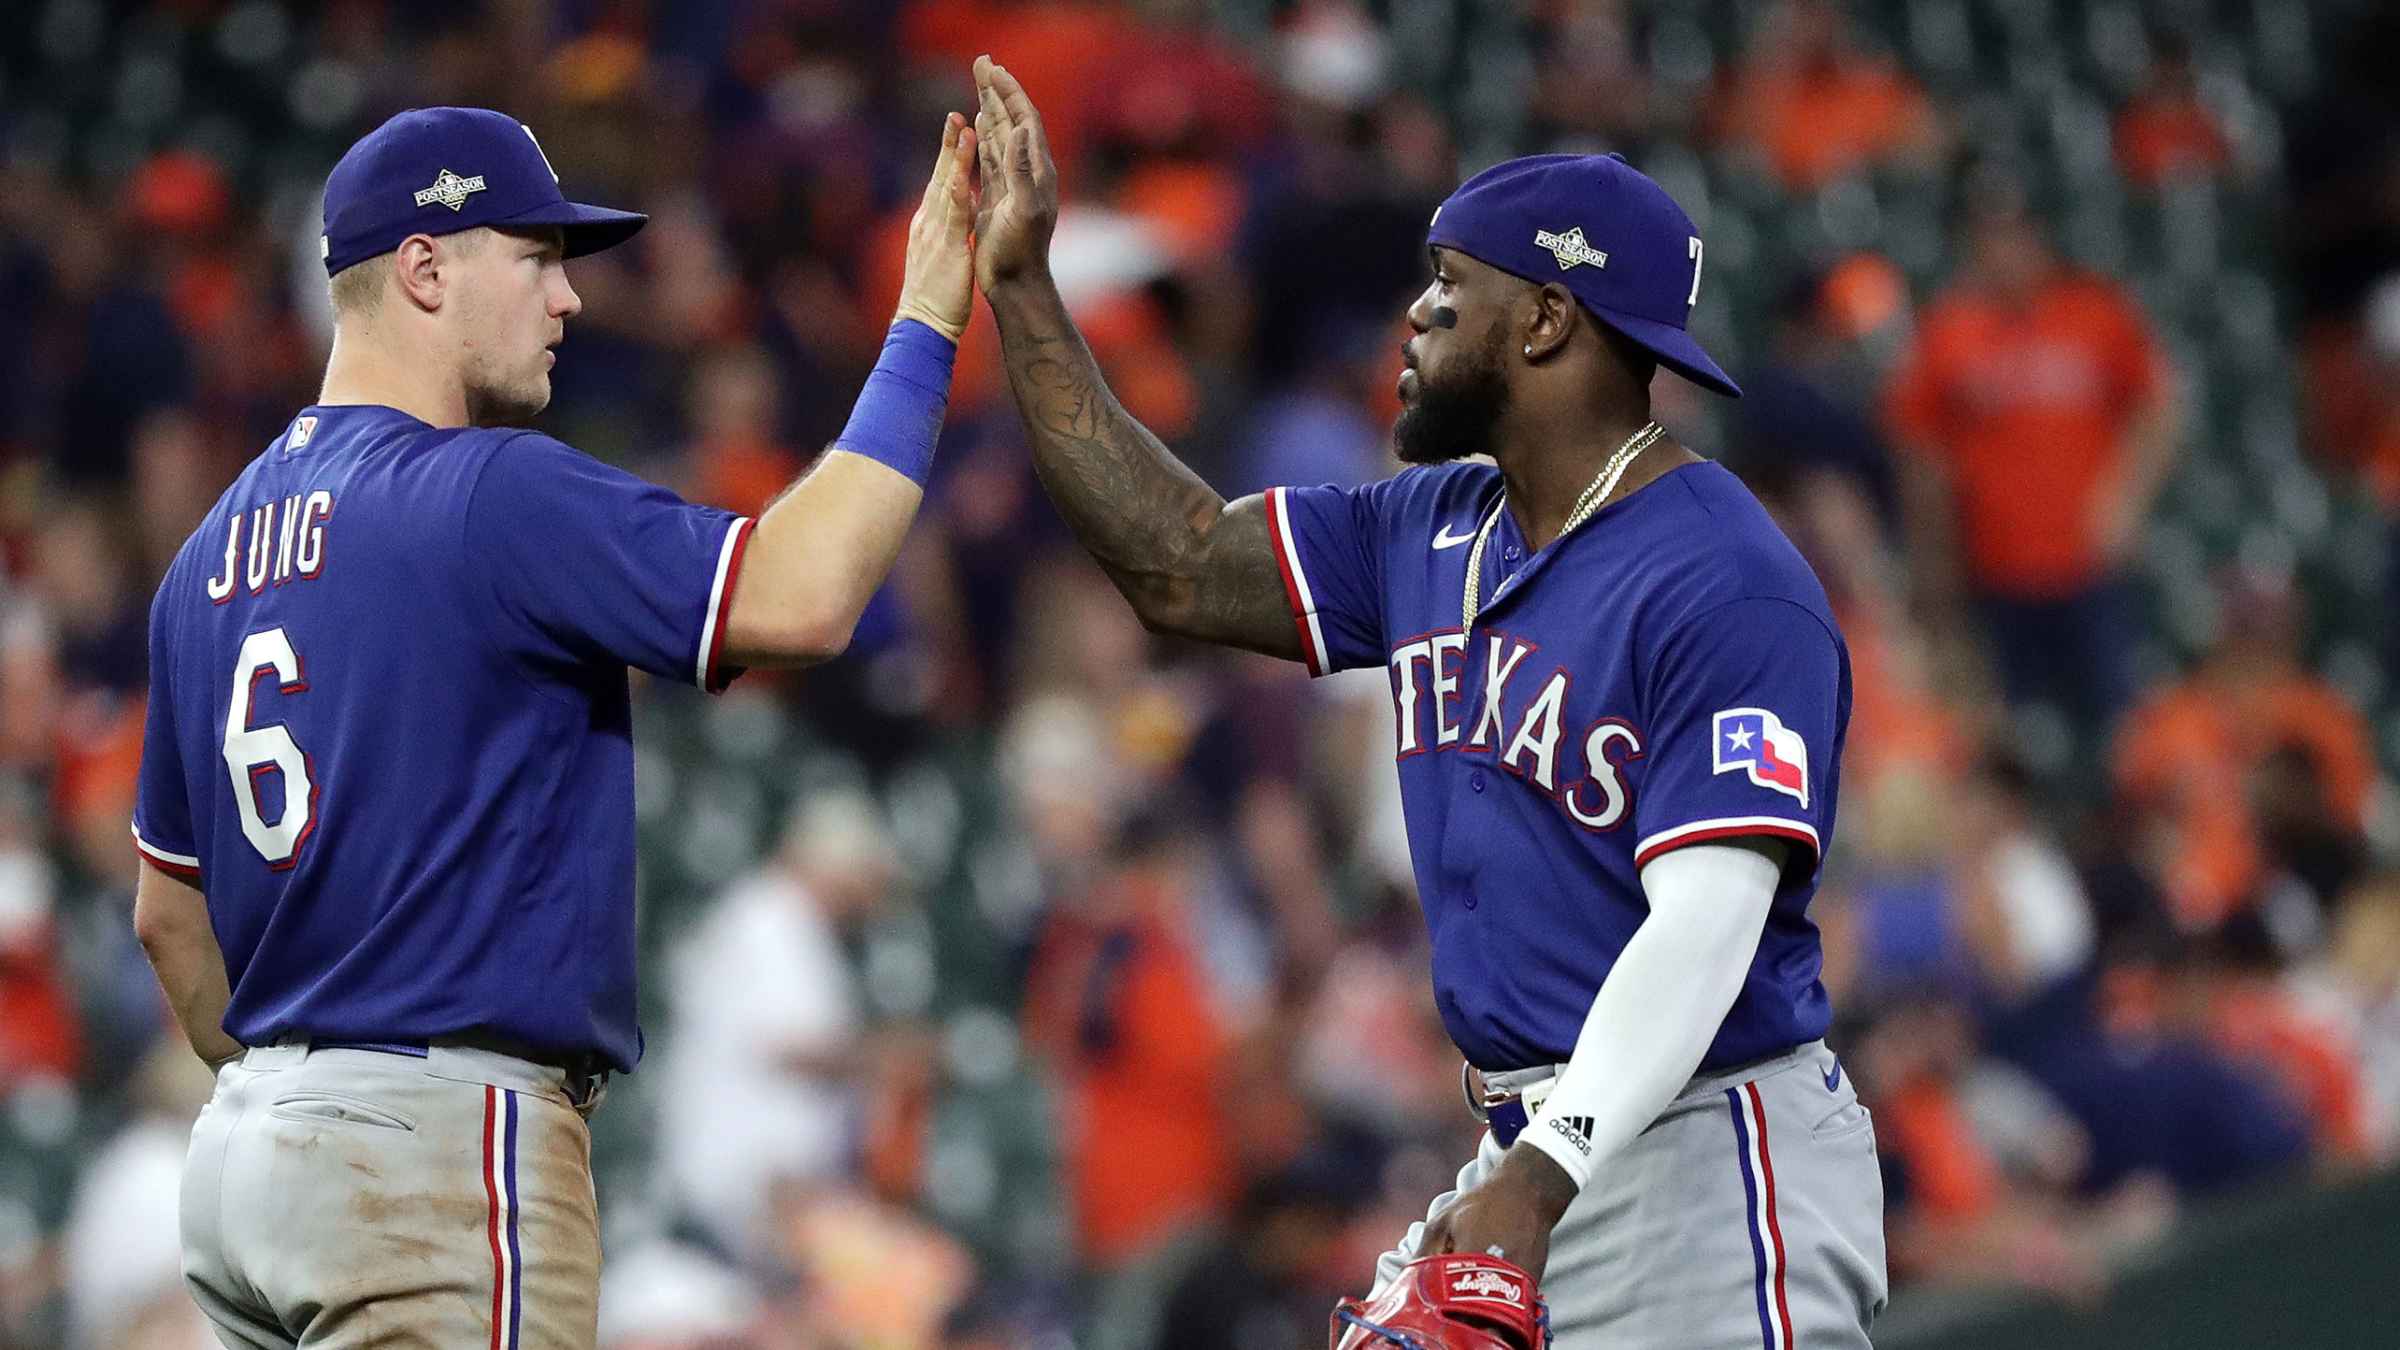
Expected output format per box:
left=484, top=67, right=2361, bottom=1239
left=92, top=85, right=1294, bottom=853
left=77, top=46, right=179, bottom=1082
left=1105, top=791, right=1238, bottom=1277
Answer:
left=1263, top=459, right=1848, bottom=1071
left=133, top=405, right=754, bottom=1071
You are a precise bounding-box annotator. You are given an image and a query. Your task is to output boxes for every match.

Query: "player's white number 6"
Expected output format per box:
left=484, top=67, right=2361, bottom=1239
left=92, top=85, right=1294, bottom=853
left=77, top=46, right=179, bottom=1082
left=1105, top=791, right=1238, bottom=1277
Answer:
left=222, top=626, right=317, bottom=868
left=1687, top=236, right=1704, bottom=307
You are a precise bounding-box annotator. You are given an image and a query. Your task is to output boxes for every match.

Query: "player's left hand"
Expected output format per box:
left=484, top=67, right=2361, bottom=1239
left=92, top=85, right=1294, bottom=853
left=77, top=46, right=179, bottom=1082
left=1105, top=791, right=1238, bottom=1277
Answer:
left=968, top=55, right=1059, bottom=292
left=893, top=111, right=979, bottom=341
left=1417, top=1144, right=1580, bottom=1285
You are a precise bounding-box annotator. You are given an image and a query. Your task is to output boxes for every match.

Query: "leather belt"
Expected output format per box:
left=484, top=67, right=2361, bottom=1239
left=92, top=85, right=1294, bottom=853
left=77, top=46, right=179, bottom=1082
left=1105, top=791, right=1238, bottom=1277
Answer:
left=1461, top=1045, right=1807, bottom=1148
left=1462, top=1063, right=1560, bottom=1149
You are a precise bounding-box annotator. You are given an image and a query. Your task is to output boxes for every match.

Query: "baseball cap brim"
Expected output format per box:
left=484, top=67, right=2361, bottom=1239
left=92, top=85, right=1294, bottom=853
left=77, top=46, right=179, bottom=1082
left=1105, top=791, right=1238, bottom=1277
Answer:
left=488, top=199, right=648, bottom=259
left=1586, top=303, right=1742, bottom=398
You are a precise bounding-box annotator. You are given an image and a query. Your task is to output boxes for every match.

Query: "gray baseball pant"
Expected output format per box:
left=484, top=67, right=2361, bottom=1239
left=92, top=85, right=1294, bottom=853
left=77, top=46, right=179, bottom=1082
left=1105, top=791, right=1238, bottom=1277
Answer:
left=180, top=1041, right=602, bottom=1349
left=1375, top=1040, right=1888, bottom=1347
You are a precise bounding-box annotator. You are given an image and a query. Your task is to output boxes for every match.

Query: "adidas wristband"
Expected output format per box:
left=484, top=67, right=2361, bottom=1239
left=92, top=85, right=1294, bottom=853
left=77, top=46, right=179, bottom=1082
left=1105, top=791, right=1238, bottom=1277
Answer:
left=829, top=318, right=955, bottom=487
left=1520, top=1101, right=1599, bottom=1191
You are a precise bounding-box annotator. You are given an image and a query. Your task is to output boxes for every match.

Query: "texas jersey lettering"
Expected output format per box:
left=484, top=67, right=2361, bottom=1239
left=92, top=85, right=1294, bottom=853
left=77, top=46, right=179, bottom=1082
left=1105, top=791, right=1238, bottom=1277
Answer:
left=1264, top=458, right=1849, bottom=1073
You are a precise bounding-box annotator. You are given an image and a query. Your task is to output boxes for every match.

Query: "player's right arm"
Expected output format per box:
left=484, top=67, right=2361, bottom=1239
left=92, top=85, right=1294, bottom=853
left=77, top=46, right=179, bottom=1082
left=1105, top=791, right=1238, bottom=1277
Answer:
left=970, top=57, right=1301, bottom=661
left=133, top=864, right=242, bottom=1069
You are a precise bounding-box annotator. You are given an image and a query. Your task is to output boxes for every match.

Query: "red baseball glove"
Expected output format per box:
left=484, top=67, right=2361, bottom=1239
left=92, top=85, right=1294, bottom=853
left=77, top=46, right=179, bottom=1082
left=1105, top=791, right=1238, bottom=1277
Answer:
left=1330, top=1253, right=1551, bottom=1350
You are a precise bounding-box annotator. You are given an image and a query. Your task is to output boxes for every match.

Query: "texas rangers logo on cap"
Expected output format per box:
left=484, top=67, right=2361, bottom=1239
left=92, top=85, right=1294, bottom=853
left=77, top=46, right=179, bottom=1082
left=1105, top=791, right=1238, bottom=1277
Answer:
left=1533, top=226, right=1609, bottom=271
left=413, top=168, right=488, bottom=211
left=1713, top=708, right=1809, bottom=807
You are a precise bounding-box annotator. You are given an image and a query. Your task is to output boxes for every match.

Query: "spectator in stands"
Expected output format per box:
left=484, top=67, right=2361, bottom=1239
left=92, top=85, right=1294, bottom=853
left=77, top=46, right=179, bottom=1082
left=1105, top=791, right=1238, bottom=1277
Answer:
left=1227, top=308, right=1395, bottom=496
left=60, top=1041, right=214, bottom=1349
left=2036, top=934, right=2313, bottom=1199
left=1153, top=1151, right=1364, bottom=1350
left=30, top=499, right=146, bottom=701
left=1954, top=749, right=2098, bottom=1027
left=654, top=789, right=904, bottom=1262
left=1021, top=802, right=1240, bottom=1275
left=1709, top=0, right=1942, bottom=192
left=596, top=1240, right=768, bottom=1349
left=1726, top=265, right=1908, bottom=624
left=781, top=1189, right=979, bottom=1349
left=2186, top=914, right=2382, bottom=1169
left=2300, top=874, right=2400, bottom=1158
left=680, top=343, right=806, bottom=519
left=46, top=197, right=191, bottom=489
left=1886, top=182, right=2180, bottom=739
left=2113, top=566, right=2380, bottom=929
left=0, top=773, right=81, bottom=1086
left=2113, top=33, right=2237, bottom=190
left=1860, top=994, right=2111, bottom=1301
left=1523, top=1, right=1654, bottom=154
left=2302, top=273, right=2400, bottom=670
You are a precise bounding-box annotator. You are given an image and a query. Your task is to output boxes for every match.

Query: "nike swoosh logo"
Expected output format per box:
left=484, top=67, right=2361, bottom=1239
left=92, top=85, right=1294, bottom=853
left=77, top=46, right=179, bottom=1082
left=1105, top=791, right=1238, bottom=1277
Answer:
left=1432, top=523, right=1476, bottom=550
left=1822, top=1058, right=1843, bottom=1092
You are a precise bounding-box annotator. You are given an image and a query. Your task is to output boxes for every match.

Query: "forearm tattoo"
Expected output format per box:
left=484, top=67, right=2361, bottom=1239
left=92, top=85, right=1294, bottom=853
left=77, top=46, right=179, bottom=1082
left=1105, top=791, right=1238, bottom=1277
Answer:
left=992, top=285, right=1299, bottom=658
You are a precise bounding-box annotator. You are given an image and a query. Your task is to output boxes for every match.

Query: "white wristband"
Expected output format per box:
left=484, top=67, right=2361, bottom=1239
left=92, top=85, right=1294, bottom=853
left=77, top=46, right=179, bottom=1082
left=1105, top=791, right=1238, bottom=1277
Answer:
left=1519, top=1102, right=1602, bottom=1190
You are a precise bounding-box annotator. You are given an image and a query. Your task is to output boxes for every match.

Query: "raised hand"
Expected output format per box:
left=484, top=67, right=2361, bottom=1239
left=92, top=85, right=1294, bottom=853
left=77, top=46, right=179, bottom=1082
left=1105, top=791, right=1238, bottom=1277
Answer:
left=893, top=112, right=979, bottom=341
left=970, top=55, right=1058, bottom=293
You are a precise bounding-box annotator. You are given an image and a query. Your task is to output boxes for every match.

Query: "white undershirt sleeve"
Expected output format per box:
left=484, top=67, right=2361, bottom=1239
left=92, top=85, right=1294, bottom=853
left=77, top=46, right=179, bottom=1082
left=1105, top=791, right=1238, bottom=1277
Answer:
left=1515, top=842, right=1781, bottom=1190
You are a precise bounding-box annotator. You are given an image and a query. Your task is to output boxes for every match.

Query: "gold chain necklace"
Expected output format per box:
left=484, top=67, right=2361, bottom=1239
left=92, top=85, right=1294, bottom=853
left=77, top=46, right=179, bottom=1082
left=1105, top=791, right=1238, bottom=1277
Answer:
left=1461, top=420, right=1664, bottom=632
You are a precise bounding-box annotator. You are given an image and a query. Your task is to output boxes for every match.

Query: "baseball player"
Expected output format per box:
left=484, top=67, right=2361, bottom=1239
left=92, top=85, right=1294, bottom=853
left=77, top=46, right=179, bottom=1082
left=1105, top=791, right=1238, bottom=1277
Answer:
left=129, top=106, right=978, bottom=1347
left=967, top=59, right=1886, bottom=1346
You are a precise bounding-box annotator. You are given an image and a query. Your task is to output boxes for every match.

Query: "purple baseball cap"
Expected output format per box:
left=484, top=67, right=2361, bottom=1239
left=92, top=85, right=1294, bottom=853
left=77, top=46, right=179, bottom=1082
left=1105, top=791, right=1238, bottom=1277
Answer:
left=320, top=107, right=646, bottom=276
left=1428, top=153, right=1740, bottom=398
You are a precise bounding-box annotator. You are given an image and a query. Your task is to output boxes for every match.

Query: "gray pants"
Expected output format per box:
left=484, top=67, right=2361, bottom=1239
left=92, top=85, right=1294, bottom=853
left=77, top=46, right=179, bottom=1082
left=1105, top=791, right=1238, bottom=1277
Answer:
left=182, top=1042, right=602, bottom=1349
left=1376, top=1041, right=1887, bottom=1347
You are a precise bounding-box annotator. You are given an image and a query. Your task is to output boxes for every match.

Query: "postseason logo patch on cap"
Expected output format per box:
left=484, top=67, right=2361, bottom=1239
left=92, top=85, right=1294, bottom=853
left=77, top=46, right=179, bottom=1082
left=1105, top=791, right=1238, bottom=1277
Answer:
left=1533, top=226, right=1609, bottom=271
left=413, top=168, right=487, bottom=212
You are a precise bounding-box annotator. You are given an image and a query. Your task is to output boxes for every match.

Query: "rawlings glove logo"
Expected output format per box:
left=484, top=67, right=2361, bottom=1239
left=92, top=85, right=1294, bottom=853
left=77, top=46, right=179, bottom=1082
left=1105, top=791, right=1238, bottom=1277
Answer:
left=1451, top=1267, right=1526, bottom=1306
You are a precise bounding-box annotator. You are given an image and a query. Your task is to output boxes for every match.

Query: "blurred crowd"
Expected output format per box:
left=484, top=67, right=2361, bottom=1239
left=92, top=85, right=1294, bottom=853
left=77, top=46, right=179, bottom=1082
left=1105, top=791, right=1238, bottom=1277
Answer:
left=2, top=0, right=2399, bottom=1347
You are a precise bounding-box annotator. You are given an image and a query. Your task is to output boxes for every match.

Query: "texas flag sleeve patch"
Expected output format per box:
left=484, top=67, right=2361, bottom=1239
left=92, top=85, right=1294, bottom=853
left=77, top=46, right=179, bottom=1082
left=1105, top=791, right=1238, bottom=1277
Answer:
left=1711, top=707, right=1809, bottom=809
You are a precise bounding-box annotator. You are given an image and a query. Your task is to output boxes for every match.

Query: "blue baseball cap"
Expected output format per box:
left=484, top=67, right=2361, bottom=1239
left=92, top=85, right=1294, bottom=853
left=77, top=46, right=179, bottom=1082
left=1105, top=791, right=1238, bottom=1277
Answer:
left=320, top=107, right=646, bottom=276
left=1428, top=153, right=1740, bottom=398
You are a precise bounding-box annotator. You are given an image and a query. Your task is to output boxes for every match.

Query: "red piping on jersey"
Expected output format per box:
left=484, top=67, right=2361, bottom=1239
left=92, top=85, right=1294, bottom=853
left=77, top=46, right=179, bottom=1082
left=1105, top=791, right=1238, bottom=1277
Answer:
left=703, top=518, right=755, bottom=693
left=1633, top=821, right=1818, bottom=870
left=132, top=840, right=202, bottom=881
left=1264, top=488, right=1325, bottom=676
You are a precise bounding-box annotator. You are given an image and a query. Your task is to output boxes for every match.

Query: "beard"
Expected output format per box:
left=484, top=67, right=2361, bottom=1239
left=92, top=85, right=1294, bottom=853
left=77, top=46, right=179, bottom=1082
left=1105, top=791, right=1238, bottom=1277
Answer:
left=1393, top=325, right=1511, bottom=464
left=462, top=363, right=551, bottom=427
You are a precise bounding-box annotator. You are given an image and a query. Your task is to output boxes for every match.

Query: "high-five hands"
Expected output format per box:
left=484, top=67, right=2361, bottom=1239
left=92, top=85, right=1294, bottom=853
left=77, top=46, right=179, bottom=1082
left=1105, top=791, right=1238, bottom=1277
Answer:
left=969, top=55, right=1059, bottom=293
left=892, top=111, right=980, bottom=341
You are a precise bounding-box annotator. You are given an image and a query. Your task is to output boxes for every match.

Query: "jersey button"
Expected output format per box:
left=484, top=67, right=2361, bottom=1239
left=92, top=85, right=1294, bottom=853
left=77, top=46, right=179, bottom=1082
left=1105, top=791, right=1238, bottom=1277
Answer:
left=1503, top=544, right=1521, bottom=562
left=1470, top=770, right=1487, bottom=792
left=1464, top=893, right=1480, bottom=910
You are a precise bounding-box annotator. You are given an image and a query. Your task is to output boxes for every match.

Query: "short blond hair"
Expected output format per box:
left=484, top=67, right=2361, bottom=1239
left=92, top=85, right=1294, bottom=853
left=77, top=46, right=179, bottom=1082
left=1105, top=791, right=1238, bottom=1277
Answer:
left=326, top=229, right=490, bottom=319
left=327, top=257, right=384, bottom=318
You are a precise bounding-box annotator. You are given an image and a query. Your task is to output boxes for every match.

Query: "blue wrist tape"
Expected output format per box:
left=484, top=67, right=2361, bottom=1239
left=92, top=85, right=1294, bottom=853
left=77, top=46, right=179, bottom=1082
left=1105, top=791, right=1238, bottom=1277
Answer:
left=829, top=318, right=955, bottom=486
